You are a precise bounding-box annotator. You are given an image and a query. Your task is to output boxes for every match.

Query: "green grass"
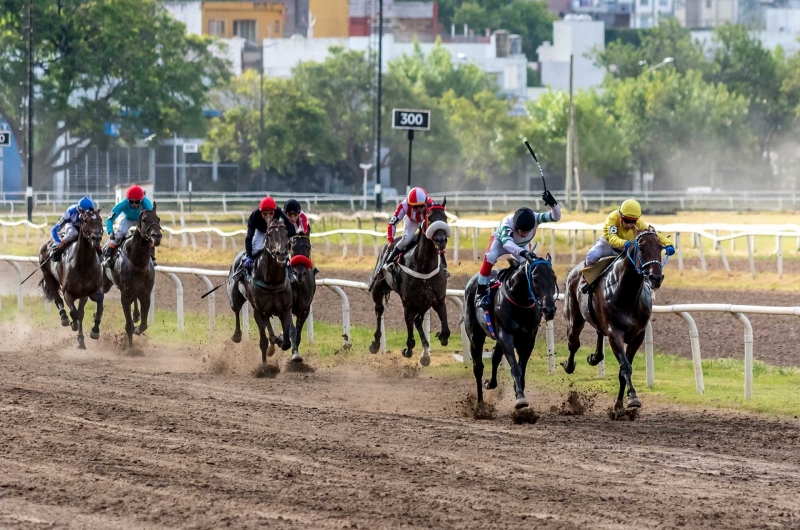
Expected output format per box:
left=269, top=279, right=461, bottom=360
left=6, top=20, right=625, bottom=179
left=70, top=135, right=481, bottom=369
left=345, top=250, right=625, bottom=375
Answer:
left=3, top=294, right=800, bottom=417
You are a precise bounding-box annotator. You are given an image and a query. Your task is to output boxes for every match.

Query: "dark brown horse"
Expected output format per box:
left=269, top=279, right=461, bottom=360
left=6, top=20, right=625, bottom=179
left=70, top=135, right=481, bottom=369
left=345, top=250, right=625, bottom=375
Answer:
left=102, top=206, right=163, bottom=349
left=39, top=209, right=105, bottom=349
left=369, top=200, right=451, bottom=366
left=228, top=221, right=296, bottom=363
left=464, top=256, right=558, bottom=409
left=283, top=235, right=317, bottom=360
left=562, top=229, right=665, bottom=411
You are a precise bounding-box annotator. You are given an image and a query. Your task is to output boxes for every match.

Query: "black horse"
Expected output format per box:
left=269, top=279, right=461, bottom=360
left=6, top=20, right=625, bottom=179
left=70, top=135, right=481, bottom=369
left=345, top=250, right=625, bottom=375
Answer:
left=39, top=209, right=105, bottom=349
left=562, top=229, right=665, bottom=411
left=464, top=256, right=558, bottom=409
left=228, top=221, right=297, bottom=363
left=102, top=206, right=163, bottom=349
left=282, top=235, right=317, bottom=360
left=369, top=201, right=451, bottom=366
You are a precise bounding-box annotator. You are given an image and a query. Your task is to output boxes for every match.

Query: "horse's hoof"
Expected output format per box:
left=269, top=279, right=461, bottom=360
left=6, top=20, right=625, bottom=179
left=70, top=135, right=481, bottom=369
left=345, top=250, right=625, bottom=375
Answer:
left=369, top=342, right=380, bottom=354
left=420, top=354, right=431, bottom=367
left=401, top=348, right=413, bottom=359
left=436, top=332, right=449, bottom=347
left=77, top=342, right=86, bottom=351
left=89, top=331, right=100, bottom=340
left=561, top=360, right=575, bottom=375
left=70, top=321, right=79, bottom=332
left=133, top=327, right=143, bottom=336
left=614, top=400, right=625, bottom=412
left=483, top=379, right=497, bottom=390
left=628, top=397, right=642, bottom=408
left=587, top=353, right=604, bottom=367
left=280, top=340, right=291, bottom=352
left=231, top=331, right=242, bottom=344
left=61, top=318, right=70, bottom=327
left=291, top=353, right=303, bottom=363
left=514, top=397, right=530, bottom=410
left=266, top=343, right=276, bottom=357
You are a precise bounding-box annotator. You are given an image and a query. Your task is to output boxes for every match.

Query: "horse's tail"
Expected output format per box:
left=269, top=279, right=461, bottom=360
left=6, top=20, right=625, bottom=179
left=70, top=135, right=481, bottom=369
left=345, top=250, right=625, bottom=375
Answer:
left=39, top=276, right=56, bottom=302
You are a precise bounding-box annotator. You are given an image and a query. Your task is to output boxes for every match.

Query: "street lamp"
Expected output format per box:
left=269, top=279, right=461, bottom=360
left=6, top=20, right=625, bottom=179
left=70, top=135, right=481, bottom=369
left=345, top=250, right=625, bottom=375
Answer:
left=359, top=162, right=373, bottom=210
left=646, top=57, right=674, bottom=73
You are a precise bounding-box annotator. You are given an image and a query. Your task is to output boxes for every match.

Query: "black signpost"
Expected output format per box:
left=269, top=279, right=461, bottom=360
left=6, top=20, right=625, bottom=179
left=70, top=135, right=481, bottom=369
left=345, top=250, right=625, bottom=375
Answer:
left=392, top=109, right=431, bottom=193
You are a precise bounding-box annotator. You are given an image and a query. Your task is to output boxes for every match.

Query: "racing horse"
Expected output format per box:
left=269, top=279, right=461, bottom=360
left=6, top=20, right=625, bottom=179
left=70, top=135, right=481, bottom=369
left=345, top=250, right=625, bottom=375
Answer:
left=464, top=255, right=558, bottom=409
left=102, top=206, right=163, bottom=349
left=38, top=208, right=105, bottom=349
left=369, top=200, right=451, bottom=366
left=228, top=221, right=297, bottom=363
left=562, top=228, right=665, bottom=411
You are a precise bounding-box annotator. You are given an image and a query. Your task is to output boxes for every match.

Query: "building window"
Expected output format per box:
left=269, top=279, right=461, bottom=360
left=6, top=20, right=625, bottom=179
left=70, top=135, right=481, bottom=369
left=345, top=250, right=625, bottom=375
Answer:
left=208, top=19, right=225, bottom=37
left=233, top=20, right=257, bottom=42
left=274, top=20, right=280, bottom=36
left=706, top=0, right=711, bottom=7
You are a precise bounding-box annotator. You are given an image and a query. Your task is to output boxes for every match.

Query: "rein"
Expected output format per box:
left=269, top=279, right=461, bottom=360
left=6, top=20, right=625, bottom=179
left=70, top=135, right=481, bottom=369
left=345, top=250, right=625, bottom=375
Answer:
left=626, top=231, right=668, bottom=276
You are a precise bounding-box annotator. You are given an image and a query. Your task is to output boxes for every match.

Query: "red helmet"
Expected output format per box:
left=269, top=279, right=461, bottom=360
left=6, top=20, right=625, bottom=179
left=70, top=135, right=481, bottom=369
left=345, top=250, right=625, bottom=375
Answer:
left=407, top=187, right=428, bottom=206
left=126, top=185, right=145, bottom=201
left=259, top=197, right=277, bottom=212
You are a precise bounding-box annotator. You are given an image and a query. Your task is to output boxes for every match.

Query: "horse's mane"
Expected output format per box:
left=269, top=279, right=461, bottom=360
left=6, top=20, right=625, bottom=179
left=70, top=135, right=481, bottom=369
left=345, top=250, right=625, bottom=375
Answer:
left=497, top=259, right=524, bottom=283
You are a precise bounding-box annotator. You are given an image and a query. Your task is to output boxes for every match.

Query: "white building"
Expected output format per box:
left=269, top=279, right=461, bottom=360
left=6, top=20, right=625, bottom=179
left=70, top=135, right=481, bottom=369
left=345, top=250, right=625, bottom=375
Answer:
left=630, top=0, right=675, bottom=28
left=674, top=0, right=738, bottom=28
left=536, top=16, right=605, bottom=92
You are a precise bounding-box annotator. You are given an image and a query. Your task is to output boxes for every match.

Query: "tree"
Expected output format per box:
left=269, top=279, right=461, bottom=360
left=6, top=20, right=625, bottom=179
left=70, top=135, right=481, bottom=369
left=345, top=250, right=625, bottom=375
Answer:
left=0, top=0, right=229, bottom=188
left=292, top=46, right=375, bottom=188
left=202, top=72, right=338, bottom=191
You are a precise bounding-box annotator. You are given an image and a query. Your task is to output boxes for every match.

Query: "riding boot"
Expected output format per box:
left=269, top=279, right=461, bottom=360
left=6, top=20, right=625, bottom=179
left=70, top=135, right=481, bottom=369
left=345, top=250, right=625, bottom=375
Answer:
left=382, top=246, right=401, bottom=270
left=103, top=243, right=116, bottom=266
left=440, top=253, right=451, bottom=279
left=150, top=246, right=157, bottom=267
left=50, top=241, right=69, bottom=262
left=476, top=283, right=490, bottom=310
left=287, top=263, right=297, bottom=283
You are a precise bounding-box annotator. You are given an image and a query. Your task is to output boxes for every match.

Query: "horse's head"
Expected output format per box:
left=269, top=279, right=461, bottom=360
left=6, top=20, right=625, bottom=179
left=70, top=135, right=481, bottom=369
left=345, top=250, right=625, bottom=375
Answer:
left=291, top=235, right=312, bottom=258
left=138, top=202, right=162, bottom=247
left=265, top=221, right=290, bottom=264
left=424, top=198, right=451, bottom=253
left=528, top=254, right=558, bottom=320
left=80, top=209, right=104, bottom=248
left=632, top=227, right=664, bottom=290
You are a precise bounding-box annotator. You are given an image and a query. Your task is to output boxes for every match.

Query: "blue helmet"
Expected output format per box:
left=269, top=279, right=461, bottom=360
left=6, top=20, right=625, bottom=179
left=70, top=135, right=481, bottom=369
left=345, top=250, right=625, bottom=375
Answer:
left=78, top=197, right=95, bottom=211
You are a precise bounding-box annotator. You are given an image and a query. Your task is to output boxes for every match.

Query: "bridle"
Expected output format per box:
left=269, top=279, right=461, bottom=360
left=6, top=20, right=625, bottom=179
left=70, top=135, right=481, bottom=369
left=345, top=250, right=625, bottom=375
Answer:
left=137, top=211, right=161, bottom=244
left=80, top=210, right=101, bottom=244
left=423, top=204, right=450, bottom=254
left=502, top=258, right=557, bottom=309
left=263, top=223, right=289, bottom=261
left=626, top=230, right=668, bottom=276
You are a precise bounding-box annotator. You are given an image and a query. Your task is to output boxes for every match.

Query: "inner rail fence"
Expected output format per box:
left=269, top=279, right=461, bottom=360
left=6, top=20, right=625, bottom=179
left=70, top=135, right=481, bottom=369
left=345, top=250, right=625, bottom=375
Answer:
left=3, top=256, right=799, bottom=402
left=4, top=215, right=800, bottom=277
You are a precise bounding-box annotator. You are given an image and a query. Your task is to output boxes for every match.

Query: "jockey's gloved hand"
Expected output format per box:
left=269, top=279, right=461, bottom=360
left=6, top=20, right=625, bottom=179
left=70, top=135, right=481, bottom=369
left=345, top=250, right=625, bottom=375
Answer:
left=109, top=233, right=115, bottom=241
left=624, top=240, right=632, bottom=251
left=243, top=257, right=254, bottom=269
left=520, top=250, right=536, bottom=262
left=665, top=245, right=676, bottom=256
left=541, top=190, right=558, bottom=208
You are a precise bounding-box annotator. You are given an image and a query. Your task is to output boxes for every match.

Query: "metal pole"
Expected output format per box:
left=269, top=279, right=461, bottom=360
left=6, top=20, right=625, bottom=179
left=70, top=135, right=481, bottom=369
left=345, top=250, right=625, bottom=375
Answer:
left=565, top=54, right=574, bottom=211
left=406, top=129, right=414, bottom=194
left=375, top=0, right=383, bottom=212
left=26, top=0, right=34, bottom=222
left=259, top=42, right=265, bottom=185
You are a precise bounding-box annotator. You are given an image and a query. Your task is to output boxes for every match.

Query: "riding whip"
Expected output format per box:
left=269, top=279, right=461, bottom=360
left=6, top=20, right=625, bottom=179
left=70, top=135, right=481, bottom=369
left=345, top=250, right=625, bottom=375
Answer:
left=524, top=141, right=548, bottom=192
left=200, top=267, right=245, bottom=299
left=20, top=255, right=51, bottom=285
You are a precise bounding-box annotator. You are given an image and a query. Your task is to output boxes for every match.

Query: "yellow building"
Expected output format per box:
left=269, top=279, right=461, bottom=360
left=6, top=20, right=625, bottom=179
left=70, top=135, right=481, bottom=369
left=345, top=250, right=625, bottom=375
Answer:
left=309, top=0, right=348, bottom=38
left=202, top=2, right=285, bottom=42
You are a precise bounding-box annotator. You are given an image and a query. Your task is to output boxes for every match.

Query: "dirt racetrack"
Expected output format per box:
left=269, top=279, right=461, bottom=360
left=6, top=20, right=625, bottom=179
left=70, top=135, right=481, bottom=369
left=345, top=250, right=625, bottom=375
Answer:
left=2, top=320, right=800, bottom=529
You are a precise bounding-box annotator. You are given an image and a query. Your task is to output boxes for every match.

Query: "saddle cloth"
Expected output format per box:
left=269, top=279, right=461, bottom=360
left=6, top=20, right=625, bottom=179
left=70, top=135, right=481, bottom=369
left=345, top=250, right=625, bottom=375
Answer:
left=581, top=256, right=616, bottom=285
left=479, top=280, right=502, bottom=340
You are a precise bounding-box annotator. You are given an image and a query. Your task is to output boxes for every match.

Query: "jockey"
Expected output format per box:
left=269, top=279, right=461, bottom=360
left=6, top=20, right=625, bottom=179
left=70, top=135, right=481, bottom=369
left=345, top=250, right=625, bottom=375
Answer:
left=585, top=199, right=674, bottom=267
left=103, top=185, right=154, bottom=264
left=476, top=191, right=561, bottom=309
left=243, top=196, right=296, bottom=271
left=283, top=199, right=311, bottom=236
left=49, top=196, right=98, bottom=262
left=382, top=187, right=449, bottom=276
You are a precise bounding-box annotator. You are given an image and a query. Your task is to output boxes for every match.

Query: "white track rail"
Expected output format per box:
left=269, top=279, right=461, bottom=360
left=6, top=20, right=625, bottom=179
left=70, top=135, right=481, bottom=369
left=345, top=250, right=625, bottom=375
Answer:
left=2, top=255, right=799, bottom=401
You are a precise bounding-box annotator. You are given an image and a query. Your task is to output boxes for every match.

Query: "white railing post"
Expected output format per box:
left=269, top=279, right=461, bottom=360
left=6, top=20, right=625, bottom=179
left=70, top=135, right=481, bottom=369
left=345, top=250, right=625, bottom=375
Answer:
left=8, top=260, right=24, bottom=309
left=675, top=232, right=683, bottom=276
left=546, top=319, right=555, bottom=374
left=161, top=271, right=184, bottom=332
left=747, top=235, right=756, bottom=278
left=472, top=227, right=478, bottom=261
left=697, top=234, right=707, bottom=275
left=326, top=285, right=351, bottom=347
left=307, top=304, right=314, bottom=343
left=196, top=274, right=215, bottom=337
left=597, top=337, right=606, bottom=378
left=242, top=302, right=250, bottom=341
left=645, top=320, right=654, bottom=388
left=678, top=311, right=704, bottom=394
left=733, top=312, right=753, bottom=400
left=149, top=288, right=155, bottom=326
left=453, top=226, right=459, bottom=263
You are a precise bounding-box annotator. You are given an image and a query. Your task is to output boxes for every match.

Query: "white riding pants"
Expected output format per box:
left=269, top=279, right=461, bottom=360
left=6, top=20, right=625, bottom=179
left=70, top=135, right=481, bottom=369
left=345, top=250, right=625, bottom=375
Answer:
left=251, top=229, right=266, bottom=255
left=61, top=224, right=79, bottom=244
left=585, top=238, right=621, bottom=266
left=394, top=218, right=420, bottom=251
left=112, top=217, right=136, bottom=243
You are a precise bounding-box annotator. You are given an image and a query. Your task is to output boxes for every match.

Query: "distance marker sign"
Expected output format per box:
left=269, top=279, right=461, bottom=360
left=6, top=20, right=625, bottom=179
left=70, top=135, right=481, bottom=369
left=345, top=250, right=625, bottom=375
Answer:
left=0, top=131, right=10, bottom=147
left=392, top=109, right=431, bottom=131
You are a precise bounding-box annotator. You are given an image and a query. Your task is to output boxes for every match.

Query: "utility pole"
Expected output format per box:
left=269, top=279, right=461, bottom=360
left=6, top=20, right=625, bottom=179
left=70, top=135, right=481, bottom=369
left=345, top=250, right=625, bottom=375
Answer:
left=375, top=0, right=384, bottom=211
left=259, top=41, right=265, bottom=187
left=26, top=0, right=34, bottom=222
left=565, top=54, right=574, bottom=211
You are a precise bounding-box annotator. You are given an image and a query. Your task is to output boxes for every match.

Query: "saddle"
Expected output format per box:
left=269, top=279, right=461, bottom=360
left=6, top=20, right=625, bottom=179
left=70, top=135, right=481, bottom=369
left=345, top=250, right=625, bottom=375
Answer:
left=581, top=256, right=616, bottom=285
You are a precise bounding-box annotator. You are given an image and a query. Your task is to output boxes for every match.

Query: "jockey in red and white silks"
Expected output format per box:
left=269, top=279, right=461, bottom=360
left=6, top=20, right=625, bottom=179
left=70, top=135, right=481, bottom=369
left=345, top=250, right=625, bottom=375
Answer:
left=383, top=187, right=434, bottom=266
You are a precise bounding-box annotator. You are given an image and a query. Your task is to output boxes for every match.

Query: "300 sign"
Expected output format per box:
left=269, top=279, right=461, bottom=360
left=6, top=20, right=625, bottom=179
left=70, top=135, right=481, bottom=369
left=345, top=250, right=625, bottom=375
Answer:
left=392, top=109, right=431, bottom=131
left=0, top=131, right=10, bottom=147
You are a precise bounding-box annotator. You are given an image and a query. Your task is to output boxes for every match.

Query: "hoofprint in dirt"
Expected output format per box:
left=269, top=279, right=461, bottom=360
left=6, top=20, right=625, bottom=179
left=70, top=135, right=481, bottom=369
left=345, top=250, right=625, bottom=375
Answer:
left=1, top=342, right=800, bottom=529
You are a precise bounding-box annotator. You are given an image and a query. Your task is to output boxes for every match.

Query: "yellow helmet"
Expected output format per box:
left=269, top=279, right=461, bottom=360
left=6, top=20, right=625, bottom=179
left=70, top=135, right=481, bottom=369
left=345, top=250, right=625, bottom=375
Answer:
left=619, top=199, right=642, bottom=220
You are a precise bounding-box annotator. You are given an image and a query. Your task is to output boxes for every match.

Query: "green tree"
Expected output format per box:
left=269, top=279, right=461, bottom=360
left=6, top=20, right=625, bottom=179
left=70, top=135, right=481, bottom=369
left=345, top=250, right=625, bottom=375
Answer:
left=0, top=0, right=228, bottom=188
left=292, top=46, right=375, bottom=186
left=202, top=71, right=338, bottom=191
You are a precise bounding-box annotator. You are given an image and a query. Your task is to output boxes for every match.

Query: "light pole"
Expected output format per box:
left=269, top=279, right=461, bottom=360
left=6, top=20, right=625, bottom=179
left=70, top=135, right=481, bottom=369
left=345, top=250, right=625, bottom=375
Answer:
left=26, top=0, right=34, bottom=222
left=244, top=39, right=275, bottom=187
left=641, top=57, right=674, bottom=73
left=375, top=0, right=384, bottom=212
left=359, top=163, right=373, bottom=210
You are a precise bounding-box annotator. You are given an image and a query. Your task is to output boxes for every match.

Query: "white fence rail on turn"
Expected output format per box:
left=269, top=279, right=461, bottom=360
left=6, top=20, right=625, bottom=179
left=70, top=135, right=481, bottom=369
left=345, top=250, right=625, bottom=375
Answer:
left=2, top=255, right=800, bottom=401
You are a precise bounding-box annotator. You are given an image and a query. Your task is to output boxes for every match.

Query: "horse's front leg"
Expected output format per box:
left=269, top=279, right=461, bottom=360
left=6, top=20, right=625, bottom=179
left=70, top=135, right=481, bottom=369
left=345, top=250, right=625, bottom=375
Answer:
left=281, top=311, right=299, bottom=361
left=587, top=331, right=605, bottom=366
left=294, top=309, right=309, bottom=357
left=483, top=342, right=503, bottom=390
left=497, top=329, right=527, bottom=409
left=401, top=308, right=416, bottom=359
left=623, top=330, right=646, bottom=408
left=64, top=292, right=80, bottom=333
left=253, top=311, right=269, bottom=364
left=75, top=297, right=88, bottom=350
left=120, top=296, right=135, bottom=349
left=414, top=311, right=431, bottom=366
left=517, top=335, right=536, bottom=393
left=89, top=289, right=104, bottom=340
left=433, top=299, right=450, bottom=347
left=607, top=330, right=629, bottom=411
left=135, top=293, right=151, bottom=336
left=369, top=283, right=388, bottom=354
left=562, top=299, right=586, bottom=375
left=132, top=298, right=141, bottom=324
